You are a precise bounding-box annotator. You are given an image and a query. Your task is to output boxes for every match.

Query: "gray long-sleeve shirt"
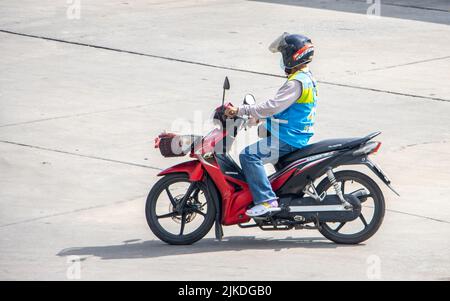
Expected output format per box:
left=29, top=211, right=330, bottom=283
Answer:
left=237, top=80, right=302, bottom=119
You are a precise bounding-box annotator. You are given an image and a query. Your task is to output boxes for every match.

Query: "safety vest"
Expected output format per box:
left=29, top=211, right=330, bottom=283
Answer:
left=266, top=68, right=318, bottom=148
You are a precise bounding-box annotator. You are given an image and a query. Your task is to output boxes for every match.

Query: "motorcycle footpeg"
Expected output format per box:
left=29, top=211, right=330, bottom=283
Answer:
left=252, top=216, right=269, bottom=221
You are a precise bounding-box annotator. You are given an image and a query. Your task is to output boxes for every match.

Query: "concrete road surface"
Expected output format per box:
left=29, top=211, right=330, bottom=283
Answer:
left=0, top=0, right=449, bottom=280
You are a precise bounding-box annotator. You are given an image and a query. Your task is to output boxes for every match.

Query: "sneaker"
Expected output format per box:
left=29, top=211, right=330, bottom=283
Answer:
left=246, top=200, right=280, bottom=217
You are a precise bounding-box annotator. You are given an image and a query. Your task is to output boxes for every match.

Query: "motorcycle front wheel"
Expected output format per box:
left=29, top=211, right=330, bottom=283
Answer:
left=145, top=174, right=216, bottom=245
left=316, top=170, right=385, bottom=244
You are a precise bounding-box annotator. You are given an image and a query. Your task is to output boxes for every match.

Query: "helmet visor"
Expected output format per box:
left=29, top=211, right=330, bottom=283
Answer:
left=268, top=32, right=289, bottom=53
left=279, top=57, right=286, bottom=71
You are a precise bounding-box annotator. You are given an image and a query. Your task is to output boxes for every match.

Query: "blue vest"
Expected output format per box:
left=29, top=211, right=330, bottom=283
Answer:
left=266, top=69, right=318, bottom=148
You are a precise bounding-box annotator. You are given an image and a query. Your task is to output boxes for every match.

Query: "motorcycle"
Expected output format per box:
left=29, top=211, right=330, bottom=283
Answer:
left=147, top=77, right=398, bottom=245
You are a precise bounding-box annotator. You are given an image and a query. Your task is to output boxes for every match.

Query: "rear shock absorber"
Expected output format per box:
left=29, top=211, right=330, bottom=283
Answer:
left=326, top=168, right=352, bottom=209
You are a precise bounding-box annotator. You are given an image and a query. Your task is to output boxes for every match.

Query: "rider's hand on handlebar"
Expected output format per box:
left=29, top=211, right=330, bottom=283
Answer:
left=224, top=105, right=239, bottom=118
left=248, top=116, right=260, bottom=126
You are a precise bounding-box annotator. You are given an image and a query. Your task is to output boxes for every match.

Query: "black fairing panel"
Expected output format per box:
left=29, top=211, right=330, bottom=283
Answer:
left=275, top=154, right=338, bottom=195
left=215, top=153, right=246, bottom=182
left=275, top=134, right=378, bottom=170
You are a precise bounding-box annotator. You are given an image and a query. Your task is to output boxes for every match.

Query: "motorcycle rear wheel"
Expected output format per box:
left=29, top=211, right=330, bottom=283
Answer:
left=146, top=173, right=216, bottom=245
left=316, top=170, right=385, bottom=244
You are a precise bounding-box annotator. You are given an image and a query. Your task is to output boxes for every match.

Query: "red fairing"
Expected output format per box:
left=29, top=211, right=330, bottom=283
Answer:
left=221, top=176, right=252, bottom=225
left=269, top=157, right=309, bottom=190
left=157, top=160, right=204, bottom=182
left=192, top=128, right=226, bottom=156
left=200, top=160, right=252, bottom=225
left=270, top=168, right=296, bottom=191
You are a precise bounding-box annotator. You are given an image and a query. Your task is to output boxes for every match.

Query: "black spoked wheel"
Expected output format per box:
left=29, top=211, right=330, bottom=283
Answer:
left=145, top=174, right=216, bottom=245
left=316, top=170, right=385, bottom=244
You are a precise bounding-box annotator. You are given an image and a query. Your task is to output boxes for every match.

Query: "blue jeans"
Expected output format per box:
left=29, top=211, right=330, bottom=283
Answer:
left=239, top=136, right=298, bottom=204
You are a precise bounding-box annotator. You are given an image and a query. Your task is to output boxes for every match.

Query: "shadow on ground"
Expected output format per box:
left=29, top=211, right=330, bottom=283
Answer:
left=57, top=236, right=360, bottom=260
left=250, top=0, right=450, bottom=25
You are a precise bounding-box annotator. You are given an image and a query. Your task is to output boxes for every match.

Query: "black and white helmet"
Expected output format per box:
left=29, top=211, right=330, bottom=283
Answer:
left=269, top=32, right=314, bottom=72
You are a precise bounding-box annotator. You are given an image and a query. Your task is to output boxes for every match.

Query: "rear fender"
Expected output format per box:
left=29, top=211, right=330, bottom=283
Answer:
left=341, top=155, right=400, bottom=196
left=157, top=160, right=204, bottom=181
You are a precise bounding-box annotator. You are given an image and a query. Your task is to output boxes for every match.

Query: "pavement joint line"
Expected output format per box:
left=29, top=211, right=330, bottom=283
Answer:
left=0, top=196, right=145, bottom=228
left=0, top=140, right=448, bottom=226
left=385, top=208, right=450, bottom=224
left=317, top=81, right=449, bottom=102
left=1, top=200, right=448, bottom=229
left=365, top=55, right=450, bottom=72
left=0, top=102, right=167, bottom=128
left=391, top=140, right=449, bottom=152
left=0, top=140, right=163, bottom=171
left=1, top=141, right=450, bottom=226
left=1, top=29, right=449, bottom=103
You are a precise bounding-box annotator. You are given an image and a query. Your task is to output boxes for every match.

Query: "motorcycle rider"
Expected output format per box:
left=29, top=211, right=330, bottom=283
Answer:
left=225, top=33, right=318, bottom=217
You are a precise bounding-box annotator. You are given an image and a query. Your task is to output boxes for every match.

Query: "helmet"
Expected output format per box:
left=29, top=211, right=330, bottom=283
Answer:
left=269, top=32, right=314, bottom=72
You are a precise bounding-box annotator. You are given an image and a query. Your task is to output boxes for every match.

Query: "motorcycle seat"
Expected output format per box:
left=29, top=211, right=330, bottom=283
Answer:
left=274, top=132, right=380, bottom=170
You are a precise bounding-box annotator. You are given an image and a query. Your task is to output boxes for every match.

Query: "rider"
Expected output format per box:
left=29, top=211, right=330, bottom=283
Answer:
left=225, top=33, right=318, bottom=217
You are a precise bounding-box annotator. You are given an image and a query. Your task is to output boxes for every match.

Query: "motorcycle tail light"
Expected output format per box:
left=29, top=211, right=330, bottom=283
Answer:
left=371, top=142, right=382, bottom=154
left=353, top=141, right=381, bottom=156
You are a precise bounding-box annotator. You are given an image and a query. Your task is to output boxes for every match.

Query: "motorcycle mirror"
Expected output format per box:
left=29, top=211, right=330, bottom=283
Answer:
left=223, top=76, right=230, bottom=90
left=221, top=76, right=230, bottom=108
left=243, top=94, right=256, bottom=105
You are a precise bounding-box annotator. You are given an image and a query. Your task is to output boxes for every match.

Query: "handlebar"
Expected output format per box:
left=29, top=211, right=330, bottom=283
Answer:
left=214, top=104, right=257, bottom=135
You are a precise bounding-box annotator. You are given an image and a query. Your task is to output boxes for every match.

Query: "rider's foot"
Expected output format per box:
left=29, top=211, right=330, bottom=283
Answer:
left=246, top=199, right=280, bottom=217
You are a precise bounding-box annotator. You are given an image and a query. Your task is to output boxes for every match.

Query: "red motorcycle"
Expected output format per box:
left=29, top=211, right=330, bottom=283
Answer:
left=147, top=77, right=398, bottom=245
